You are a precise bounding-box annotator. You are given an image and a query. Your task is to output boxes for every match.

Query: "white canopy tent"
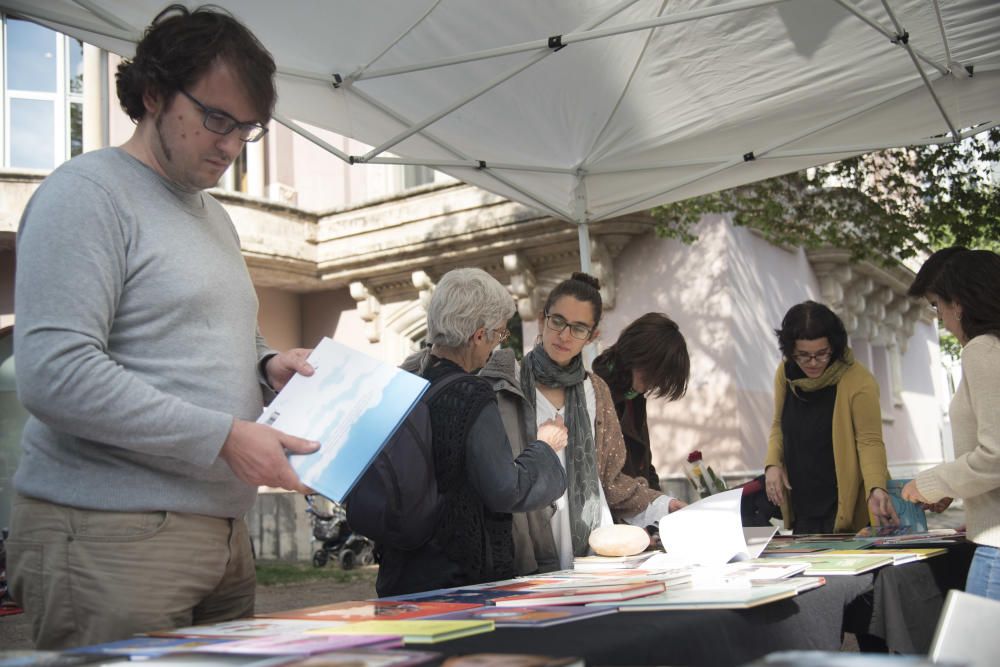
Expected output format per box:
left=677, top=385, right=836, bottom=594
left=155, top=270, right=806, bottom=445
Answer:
left=3, top=0, right=998, bottom=269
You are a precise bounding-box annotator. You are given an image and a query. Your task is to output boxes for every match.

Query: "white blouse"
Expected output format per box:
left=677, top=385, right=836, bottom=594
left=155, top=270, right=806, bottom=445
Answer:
left=535, top=379, right=673, bottom=569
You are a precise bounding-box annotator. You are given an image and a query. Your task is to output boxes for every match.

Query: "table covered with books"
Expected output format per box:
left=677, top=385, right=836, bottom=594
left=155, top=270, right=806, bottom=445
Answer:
left=431, top=574, right=874, bottom=667
left=16, top=529, right=970, bottom=667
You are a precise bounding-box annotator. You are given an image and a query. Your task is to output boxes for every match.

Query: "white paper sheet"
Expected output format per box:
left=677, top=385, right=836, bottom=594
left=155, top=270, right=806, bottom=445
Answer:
left=651, top=488, right=775, bottom=567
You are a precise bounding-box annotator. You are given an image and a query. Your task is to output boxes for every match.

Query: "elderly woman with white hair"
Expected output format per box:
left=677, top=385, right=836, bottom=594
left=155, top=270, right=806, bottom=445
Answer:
left=379, top=268, right=568, bottom=597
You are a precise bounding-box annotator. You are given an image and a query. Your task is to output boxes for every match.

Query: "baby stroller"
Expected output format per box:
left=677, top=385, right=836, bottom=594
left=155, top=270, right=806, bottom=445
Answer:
left=305, top=494, right=376, bottom=569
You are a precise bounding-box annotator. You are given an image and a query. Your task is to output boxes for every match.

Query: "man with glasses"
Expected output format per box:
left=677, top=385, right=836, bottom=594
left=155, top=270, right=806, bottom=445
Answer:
left=9, top=6, right=318, bottom=648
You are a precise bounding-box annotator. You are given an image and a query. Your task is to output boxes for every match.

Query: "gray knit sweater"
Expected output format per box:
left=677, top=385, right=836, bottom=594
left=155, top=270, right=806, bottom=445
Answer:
left=916, top=334, right=1000, bottom=548
left=14, top=148, right=271, bottom=518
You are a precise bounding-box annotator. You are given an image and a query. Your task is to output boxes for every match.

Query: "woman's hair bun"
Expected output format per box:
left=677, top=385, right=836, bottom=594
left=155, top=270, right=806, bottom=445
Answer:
left=571, top=271, right=601, bottom=291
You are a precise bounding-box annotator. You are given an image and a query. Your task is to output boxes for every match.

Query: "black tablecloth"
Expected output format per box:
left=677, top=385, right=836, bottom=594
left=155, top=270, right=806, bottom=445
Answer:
left=845, top=541, right=975, bottom=654
left=435, top=575, right=873, bottom=667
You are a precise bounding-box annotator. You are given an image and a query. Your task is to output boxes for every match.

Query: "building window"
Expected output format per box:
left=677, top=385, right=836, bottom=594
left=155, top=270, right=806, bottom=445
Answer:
left=3, top=16, right=84, bottom=169
left=871, top=344, right=894, bottom=417
left=403, top=164, right=434, bottom=189
left=223, top=145, right=249, bottom=193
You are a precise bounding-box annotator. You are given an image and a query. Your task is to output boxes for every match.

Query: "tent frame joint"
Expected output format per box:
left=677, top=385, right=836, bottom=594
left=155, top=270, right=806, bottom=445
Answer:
left=890, top=31, right=909, bottom=45
left=547, top=35, right=566, bottom=51
left=331, top=73, right=344, bottom=89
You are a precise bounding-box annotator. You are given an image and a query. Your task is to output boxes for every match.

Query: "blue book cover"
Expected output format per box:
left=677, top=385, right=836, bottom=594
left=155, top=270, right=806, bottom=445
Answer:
left=258, top=337, right=429, bottom=503
left=66, top=637, right=235, bottom=656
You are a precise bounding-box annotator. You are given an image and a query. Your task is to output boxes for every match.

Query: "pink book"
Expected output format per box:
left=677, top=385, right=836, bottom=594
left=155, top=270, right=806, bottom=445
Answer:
left=492, top=581, right=665, bottom=606
left=197, top=634, right=402, bottom=654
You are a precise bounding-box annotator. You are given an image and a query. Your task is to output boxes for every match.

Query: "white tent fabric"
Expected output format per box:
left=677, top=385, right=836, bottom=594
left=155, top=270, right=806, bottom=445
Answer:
left=4, top=0, right=998, bottom=235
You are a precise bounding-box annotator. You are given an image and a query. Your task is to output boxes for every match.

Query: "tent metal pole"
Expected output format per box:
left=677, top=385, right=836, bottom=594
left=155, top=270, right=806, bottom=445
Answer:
left=879, top=0, right=960, bottom=141
left=344, top=0, right=443, bottom=84
left=581, top=0, right=669, bottom=170
left=0, top=0, right=136, bottom=41
left=272, top=112, right=353, bottom=164
left=834, top=0, right=948, bottom=75
left=574, top=175, right=592, bottom=274
left=358, top=0, right=788, bottom=82
left=365, top=156, right=574, bottom=174
left=585, top=116, right=1000, bottom=173
left=598, top=75, right=934, bottom=220
left=343, top=86, right=572, bottom=218
left=577, top=223, right=593, bottom=275
left=767, top=124, right=1000, bottom=158
left=357, top=0, right=640, bottom=81
left=588, top=158, right=724, bottom=174
left=71, top=0, right=136, bottom=33
left=357, top=0, right=640, bottom=162
left=358, top=53, right=548, bottom=162
left=930, top=0, right=953, bottom=69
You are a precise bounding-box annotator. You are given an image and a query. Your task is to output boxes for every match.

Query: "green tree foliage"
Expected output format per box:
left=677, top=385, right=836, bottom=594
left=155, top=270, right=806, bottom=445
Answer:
left=651, top=128, right=1000, bottom=262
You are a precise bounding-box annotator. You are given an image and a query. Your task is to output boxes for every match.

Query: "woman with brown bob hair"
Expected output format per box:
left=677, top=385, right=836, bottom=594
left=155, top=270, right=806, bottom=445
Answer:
left=592, top=313, right=690, bottom=489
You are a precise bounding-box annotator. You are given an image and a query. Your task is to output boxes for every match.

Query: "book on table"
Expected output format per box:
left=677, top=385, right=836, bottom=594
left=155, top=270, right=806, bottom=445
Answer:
left=66, top=638, right=238, bottom=657
left=600, top=581, right=801, bottom=611
left=823, top=548, right=947, bottom=565
left=389, top=587, right=530, bottom=606
left=769, top=553, right=895, bottom=576
left=437, top=655, right=584, bottom=667
left=192, top=634, right=403, bottom=655
left=442, top=653, right=585, bottom=667
left=429, top=604, right=617, bottom=628
left=856, top=527, right=966, bottom=547
left=255, top=600, right=481, bottom=622
left=763, top=537, right=874, bottom=554
left=307, top=619, right=494, bottom=644
left=256, top=336, right=429, bottom=504
left=0, top=652, right=119, bottom=667
left=147, top=618, right=348, bottom=639
left=282, top=650, right=442, bottom=667
left=73, top=656, right=301, bottom=667
left=514, top=569, right=692, bottom=590
left=491, top=581, right=666, bottom=606
left=686, top=560, right=810, bottom=588
left=571, top=551, right=657, bottom=571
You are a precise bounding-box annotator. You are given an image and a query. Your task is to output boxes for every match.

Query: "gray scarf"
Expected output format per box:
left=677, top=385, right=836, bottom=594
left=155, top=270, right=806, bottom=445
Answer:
left=520, top=344, right=602, bottom=556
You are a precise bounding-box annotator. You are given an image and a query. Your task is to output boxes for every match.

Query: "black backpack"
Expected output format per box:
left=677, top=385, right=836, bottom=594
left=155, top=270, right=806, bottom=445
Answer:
left=345, top=371, right=465, bottom=551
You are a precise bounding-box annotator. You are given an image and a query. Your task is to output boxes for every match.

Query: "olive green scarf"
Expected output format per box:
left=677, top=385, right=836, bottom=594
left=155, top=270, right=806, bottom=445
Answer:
left=787, top=348, right=855, bottom=395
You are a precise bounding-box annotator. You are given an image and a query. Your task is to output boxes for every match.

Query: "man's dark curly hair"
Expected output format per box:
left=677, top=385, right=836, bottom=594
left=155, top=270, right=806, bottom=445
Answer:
left=116, top=4, right=276, bottom=123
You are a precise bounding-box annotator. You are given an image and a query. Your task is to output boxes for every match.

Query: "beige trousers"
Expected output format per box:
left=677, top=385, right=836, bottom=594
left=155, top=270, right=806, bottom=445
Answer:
left=6, top=493, right=256, bottom=649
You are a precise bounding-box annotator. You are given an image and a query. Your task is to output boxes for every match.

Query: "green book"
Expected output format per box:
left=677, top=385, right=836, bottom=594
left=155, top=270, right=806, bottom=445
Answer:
left=775, top=553, right=895, bottom=575
left=603, top=582, right=800, bottom=611
left=311, top=619, right=494, bottom=644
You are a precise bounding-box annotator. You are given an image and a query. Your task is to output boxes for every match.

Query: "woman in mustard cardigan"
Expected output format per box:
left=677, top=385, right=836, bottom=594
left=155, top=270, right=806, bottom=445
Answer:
left=764, top=301, right=899, bottom=533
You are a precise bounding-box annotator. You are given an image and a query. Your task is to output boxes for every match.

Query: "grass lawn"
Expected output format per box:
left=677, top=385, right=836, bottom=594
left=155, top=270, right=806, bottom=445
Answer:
left=255, top=559, right=378, bottom=587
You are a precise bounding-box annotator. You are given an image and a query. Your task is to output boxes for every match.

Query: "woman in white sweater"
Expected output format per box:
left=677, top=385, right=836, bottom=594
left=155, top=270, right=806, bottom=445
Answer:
left=903, top=248, right=1000, bottom=600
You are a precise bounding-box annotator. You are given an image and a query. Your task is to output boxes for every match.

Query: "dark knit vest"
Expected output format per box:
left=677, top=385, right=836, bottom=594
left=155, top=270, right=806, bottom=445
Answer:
left=425, top=359, right=515, bottom=585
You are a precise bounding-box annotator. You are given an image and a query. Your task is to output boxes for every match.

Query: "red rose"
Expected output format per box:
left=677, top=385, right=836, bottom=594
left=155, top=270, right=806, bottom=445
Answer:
left=687, top=450, right=703, bottom=463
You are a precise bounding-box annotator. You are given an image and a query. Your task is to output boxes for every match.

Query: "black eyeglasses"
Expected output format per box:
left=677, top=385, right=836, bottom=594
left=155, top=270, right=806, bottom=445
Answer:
left=179, top=90, right=268, bottom=142
left=544, top=313, right=594, bottom=341
left=792, top=349, right=832, bottom=365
